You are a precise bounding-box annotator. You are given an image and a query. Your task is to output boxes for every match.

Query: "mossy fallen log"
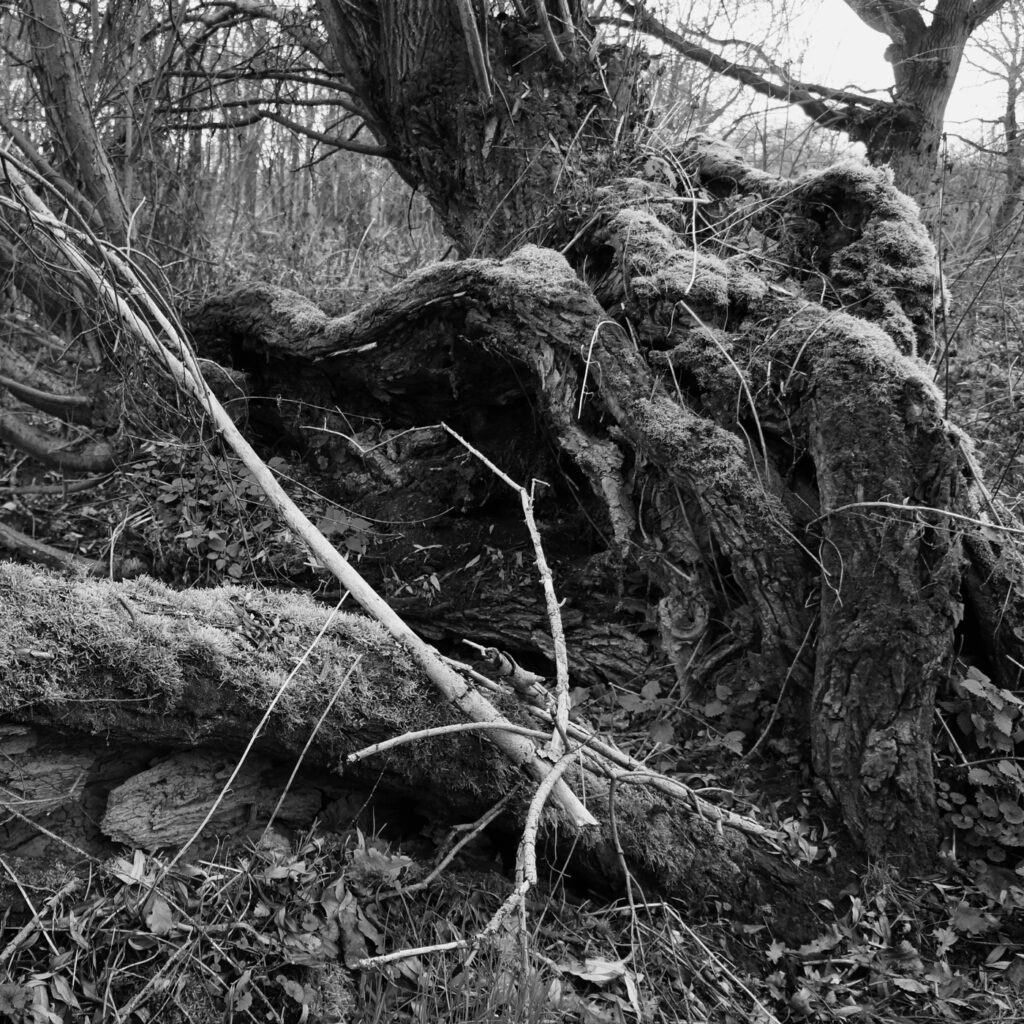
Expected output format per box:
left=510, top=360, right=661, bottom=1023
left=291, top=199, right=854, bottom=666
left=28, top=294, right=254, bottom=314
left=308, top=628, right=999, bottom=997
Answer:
left=0, top=561, right=512, bottom=851
left=0, top=561, right=811, bottom=929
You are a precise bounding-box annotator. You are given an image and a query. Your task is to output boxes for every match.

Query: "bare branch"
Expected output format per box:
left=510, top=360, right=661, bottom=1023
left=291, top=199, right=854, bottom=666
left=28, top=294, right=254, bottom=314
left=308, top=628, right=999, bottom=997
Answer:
left=0, top=113, right=103, bottom=233
left=0, top=473, right=112, bottom=495
left=0, top=410, right=116, bottom=473
left=609, top=6, right=890, bottom=135
left=533, top=0, right=566, bottom=64
left=187, top=0, right=333, bottom=65
left=169, top=107, right=392, bottom=156
left=0, top=373, right=94, bottom=424
left=25, top=0, right=129, bottom=240
left=454, top=0, right=494, bottom=103
left=0, top=519, right=107, bottom=576
left=970, top=0, right=1012, bottom=28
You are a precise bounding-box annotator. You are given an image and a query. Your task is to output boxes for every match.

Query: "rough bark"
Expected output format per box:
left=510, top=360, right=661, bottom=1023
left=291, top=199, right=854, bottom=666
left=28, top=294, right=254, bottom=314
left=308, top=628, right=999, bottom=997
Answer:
left=0, top=562, right=794, bottom=921
left=182, top=143, right=1007, bottom=867
left=25, top=0, right=128, bottom=242
left=844, top=0, right=1006, bottom=211
left=0, top=409, right=116, bottom=472
left=315, top=0, right=640, bottom=255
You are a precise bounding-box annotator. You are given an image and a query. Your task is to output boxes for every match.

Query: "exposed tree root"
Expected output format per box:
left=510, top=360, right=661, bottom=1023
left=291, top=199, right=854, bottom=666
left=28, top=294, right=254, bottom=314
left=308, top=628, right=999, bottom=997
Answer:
left=185, top=155, right=1018, bottom=865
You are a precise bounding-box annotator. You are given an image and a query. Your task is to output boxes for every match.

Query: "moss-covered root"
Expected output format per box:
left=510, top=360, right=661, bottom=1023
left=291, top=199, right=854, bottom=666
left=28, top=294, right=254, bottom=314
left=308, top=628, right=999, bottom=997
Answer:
left=805, top=311, right=962, bottom=864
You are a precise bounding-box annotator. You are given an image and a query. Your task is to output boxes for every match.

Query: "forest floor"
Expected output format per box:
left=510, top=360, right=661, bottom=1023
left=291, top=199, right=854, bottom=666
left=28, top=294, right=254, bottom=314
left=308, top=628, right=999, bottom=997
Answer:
left=4, top=220, right=1024, bottom=1024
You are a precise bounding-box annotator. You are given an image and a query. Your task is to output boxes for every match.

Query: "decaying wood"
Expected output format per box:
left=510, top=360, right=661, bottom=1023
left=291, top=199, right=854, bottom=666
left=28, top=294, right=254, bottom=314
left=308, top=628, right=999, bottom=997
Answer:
left=101, top=750, right=323, bottom=848
left=2, top=92, right=1019, bottom=876
left=0, top=519, right=117, bottom=577
left=0, top=562, right=802, bottom=921
left=186, top=151, right=1016, bottom=867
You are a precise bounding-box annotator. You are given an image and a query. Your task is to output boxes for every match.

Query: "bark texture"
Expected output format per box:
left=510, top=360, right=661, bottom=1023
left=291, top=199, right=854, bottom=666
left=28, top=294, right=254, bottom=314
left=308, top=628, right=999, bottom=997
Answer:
left=184, top=142, right=1013, bottom=867
left=3, top=0, right=1020, bottom=881
left=25, top=0, right=128, bottom=241
left=0, top=562, right=794, bottom=922
left=315, top=0, right=641, bottom=255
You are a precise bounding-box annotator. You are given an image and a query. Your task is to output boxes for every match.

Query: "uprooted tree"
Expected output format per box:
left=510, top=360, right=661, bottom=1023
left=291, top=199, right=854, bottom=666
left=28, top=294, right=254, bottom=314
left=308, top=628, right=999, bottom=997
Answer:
left=2, top=0, right=1024, bottom=912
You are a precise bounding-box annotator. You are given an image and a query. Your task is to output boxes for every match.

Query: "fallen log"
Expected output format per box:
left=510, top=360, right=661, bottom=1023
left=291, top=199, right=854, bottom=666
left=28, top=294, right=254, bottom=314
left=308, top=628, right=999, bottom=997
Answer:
left=0, top=561, right=814, bottom=933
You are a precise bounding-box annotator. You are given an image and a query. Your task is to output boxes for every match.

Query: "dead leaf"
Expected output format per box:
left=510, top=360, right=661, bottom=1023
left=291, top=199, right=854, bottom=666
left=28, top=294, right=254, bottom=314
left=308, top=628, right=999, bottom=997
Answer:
left=564, top=956, right=628, bottom=985
left=145, top=896, right=173, bottom=936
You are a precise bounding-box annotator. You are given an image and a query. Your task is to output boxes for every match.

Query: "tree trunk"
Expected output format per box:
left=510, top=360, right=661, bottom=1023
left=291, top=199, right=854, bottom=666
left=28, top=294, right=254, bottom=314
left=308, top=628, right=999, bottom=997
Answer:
left=991, top=71, right=1023, bottom=245
left=854, top=0, right=976, bottom=215
left=315, top=0, right=640, bottom=255
left=25, top=0, right=128, bottom=241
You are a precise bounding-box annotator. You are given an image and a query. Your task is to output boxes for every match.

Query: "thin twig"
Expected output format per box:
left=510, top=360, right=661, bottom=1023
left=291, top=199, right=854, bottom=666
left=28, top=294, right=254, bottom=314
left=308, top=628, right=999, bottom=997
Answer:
left=441, top=652, right=782, bottom=842
left=377, top=792, right=516, bottom=900
left=814, top=500, right=1024, bottom=536
left=261, top=640, right=359, bottom=841
left=740, top=615, right=817, bottom=762
left=0, top=874, right=78, bottom=963
left=442, top=424, right=573, bottom=754
left=533, top=0, right=565, bottom=63
left=0, top=857, right=60, bottom=956
left=347, top=721, right=551, bottom=763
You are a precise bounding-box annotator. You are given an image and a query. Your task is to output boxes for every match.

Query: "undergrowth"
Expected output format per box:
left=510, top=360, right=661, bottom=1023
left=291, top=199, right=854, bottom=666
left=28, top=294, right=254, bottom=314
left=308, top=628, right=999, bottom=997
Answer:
left=3, top=822, right=1024, bottom=1023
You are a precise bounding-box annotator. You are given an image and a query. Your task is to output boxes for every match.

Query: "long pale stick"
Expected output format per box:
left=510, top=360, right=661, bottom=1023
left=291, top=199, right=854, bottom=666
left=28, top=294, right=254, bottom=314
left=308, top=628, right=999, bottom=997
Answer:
left=0, top=150, right=597, bottom=828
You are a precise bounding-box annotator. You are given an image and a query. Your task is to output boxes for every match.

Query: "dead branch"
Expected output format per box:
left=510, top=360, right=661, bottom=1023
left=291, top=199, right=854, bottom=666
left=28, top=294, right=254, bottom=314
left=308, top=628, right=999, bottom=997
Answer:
left=0, top=409, right=115, bottom=472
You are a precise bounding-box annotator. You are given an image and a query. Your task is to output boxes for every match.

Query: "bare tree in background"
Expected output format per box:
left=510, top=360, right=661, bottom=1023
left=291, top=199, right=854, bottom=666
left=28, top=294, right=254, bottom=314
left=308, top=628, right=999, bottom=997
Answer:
left=968, top=2, right=1024, bottom=245
left=618, top=0, right=1010, bottom=213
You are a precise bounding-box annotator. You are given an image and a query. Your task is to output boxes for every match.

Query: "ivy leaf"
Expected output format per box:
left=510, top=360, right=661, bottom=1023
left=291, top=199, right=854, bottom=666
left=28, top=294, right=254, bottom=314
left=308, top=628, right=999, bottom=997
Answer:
left=993, top=711, right=1014, bottom=736
left=960, top=675, right=1002, bottom=708
left=997, top=760, right=1024, bottom=785
left=275, top=976, right=310, bottom=1005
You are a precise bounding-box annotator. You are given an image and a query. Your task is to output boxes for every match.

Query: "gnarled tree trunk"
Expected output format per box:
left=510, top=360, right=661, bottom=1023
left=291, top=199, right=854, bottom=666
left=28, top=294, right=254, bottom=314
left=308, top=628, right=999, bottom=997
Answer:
left=4, top=0, right=1023, bottom=882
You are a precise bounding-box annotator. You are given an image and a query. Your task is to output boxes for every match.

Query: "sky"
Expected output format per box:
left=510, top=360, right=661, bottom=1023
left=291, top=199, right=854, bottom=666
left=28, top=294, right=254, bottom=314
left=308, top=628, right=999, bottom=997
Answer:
left=789, top=2, right=1006, bottom=138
